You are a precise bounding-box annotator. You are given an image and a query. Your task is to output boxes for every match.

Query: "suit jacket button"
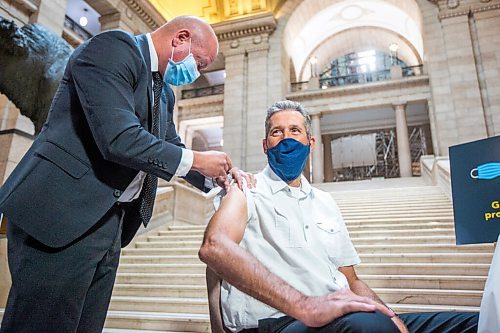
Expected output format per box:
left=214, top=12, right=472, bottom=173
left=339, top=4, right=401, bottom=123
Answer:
left=148, top=157, right=153, bottom=163
left=113, top=189, right=122, bottom=198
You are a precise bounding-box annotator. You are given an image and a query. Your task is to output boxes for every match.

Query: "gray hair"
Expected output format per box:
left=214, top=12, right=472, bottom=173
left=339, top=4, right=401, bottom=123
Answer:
left=265, top=100, right=312, bottom=139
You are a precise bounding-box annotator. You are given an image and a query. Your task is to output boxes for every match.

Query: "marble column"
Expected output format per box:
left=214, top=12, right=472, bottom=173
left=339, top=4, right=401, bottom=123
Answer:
left=99, top=12, right=131, bottom=32
left=323, top=134, right=334, bottom=182
left=222, top=50, right=246, bottom=169
left=393, top=103, right=412, bottom=177
left=311, top=113, right=324, bottom=183
left=245, top=45, right=271, bottom=172
left=32, top=0, right=67, bottom=36
left=303, top=155, right=311, bottom=182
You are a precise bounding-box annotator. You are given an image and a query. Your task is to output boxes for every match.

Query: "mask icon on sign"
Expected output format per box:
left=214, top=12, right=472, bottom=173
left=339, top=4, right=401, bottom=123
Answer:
left=470, top=162, right=500, bottom=180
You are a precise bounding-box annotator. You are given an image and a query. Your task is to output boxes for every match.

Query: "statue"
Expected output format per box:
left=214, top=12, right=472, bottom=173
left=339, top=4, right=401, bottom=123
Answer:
left=0, top=16, right=73, bottom=134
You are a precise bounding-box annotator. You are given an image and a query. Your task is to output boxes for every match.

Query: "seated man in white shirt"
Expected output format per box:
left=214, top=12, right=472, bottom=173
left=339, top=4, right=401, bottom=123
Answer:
left=198, top=100, right=479, bottom=333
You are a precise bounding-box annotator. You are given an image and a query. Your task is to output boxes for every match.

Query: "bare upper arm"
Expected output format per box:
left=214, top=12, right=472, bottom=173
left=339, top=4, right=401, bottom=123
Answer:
left=204, top=185, right=249, bottom=244
left=338, top=266, right=359, bottom=285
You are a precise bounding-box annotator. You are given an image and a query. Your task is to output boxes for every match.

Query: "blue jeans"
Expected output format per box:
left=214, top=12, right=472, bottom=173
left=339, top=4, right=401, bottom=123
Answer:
left=245, top=311, right=478, bottom=333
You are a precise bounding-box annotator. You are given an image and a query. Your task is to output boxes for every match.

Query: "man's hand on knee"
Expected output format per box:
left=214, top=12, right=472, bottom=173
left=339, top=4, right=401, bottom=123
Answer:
left=298, top=289, right=395, bottom=328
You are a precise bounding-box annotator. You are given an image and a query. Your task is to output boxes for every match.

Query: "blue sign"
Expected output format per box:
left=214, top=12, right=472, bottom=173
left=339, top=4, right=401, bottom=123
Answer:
left=449, top=136, right=500, bottom=245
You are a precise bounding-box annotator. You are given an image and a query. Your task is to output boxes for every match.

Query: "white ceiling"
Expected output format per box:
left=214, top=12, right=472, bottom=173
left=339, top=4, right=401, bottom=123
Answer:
left=66, top=0, right=101, bottom=36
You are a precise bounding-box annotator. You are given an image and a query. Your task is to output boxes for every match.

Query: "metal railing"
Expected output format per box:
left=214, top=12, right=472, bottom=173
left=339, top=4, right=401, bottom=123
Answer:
left=64, top=15, right=93, bottom=41
left=181, top=84, right=224, bottom=99
left=291, top=64, right=424, bottom=92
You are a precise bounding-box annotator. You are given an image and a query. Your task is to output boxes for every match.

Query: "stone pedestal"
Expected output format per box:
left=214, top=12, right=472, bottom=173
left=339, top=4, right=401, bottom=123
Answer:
left=323, top=134, right=333, bottom=182
left=311, top=113, right=323, bottom=183
left=393, top=103, right=412, bottom=178
left=307, top=76, right=319, bottom=90
left=390, top=65, right=403, bottom=80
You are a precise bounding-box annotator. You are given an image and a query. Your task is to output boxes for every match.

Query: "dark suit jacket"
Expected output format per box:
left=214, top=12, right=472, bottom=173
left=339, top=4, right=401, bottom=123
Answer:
left=0, top=31, right=207, bottom=248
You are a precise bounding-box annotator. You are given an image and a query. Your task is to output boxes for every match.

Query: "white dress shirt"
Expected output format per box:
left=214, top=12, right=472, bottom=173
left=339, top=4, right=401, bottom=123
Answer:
left=119, top=33, right=193, bottom=202
left=219, top=165, right=361, bottom=332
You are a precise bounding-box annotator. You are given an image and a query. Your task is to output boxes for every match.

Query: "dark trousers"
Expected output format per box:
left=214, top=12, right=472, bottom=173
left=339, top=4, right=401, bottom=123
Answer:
left=250, top=311, right=478, bottom=333
left=0, top=204, right=124, bottom=333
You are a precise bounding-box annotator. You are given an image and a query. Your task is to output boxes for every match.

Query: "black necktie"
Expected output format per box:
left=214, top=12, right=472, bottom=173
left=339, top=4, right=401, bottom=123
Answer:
left=138, top=72, right=163, bottom=227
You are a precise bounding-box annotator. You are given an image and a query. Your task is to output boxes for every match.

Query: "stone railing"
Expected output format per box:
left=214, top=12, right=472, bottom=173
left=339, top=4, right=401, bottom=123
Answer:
left=291, top=64, right=424, bottom=92
left=420, top=155, right=452, bottom=199
left=181, top=84, right=224, bottom=100
left=134, top=179, right=218, bottom=238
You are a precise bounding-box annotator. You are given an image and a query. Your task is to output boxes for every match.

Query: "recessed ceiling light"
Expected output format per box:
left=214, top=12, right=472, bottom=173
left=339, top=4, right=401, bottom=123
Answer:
left=79, top=16, right=88, bottom=27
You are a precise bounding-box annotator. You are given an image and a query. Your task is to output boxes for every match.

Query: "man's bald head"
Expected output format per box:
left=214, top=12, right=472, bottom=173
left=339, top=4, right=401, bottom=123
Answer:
left=152, top=16, right=218, bottom=76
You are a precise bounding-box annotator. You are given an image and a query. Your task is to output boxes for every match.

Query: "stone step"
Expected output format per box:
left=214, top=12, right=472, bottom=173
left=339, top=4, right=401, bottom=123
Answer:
left=153, top=230, right=206, bottom=237
left=375, top=288, right=482, bottom=307
left=336, top=201, right=452, bottom=209
left=149, top=235, right=203, bottom=242
left=118, top=263, right=205, bottom=274
left=108, top=296, right=208, bottom=314
left=355, top=243, right=494, bottom=254
left=135, top=241, right=202, bottom=249
left=355, top=263, right=490, bottom=276
left=344, top=216, right=454, bottom=225
left=341, top=210, right=454, bottom=218
left=116, top=264, right=489, bottom=286
left=167, top=225, right=207, bottom=231
left=352, top=235, right=455, bottom=245
left=133, top=235, right=459, bottom=251
left=333, top=195, right=448, bottom=203
left=337, top=201, right=452, bottom=209
left=120, top=255, right=202, bottom=265
left=348, top=228, right=454, bottom=238
left=359, top=253, right=493, bottom=264
left=334, top=193, right=448, bottom=200
left=361, top=275, right=486, bottom=291
left=122, top=248, right=200, bottom=256
left=104, top=311, right=210, bottom=332
left=388, top=303, right=479, bottom=314
left=113, top=284, right=207, bottom=298
left=347, top=222, right=455, bottom=231
left=115, top=273, right=205, bottom=285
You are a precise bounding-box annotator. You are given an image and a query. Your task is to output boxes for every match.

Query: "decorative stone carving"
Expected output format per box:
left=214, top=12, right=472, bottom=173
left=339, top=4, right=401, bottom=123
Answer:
left=213, top=12, right=276, bottom=42
left=253, top=35, right=262, bottom=44
left=447, top=0, right=460, bottom=9
left=230, top=39, right=239, bottom=48
left=124, top=0, right=164, bottom=30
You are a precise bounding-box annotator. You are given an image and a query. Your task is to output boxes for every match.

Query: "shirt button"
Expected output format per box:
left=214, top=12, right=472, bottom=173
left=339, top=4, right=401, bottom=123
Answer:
left=330, top=229, right=334, bottom=232
left=305, top=225, right=309, bottom=229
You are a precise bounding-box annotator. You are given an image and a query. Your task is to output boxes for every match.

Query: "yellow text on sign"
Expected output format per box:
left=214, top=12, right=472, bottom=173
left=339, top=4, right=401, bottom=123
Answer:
left=484, top=200, right=500, bottom=221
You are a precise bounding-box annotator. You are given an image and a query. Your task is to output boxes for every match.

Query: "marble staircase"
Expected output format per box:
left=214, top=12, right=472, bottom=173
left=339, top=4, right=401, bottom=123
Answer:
left=102, top=183, right=493, bottom=332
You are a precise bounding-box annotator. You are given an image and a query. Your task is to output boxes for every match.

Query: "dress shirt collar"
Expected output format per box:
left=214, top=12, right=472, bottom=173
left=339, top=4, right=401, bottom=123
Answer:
left=146, top=33, right=159, bottom=72
left=262, top=164, right=313, bottom=196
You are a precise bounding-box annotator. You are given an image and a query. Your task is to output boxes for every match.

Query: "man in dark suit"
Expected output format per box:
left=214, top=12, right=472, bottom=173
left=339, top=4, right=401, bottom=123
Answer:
left=0, top=16, right=249, bottom=332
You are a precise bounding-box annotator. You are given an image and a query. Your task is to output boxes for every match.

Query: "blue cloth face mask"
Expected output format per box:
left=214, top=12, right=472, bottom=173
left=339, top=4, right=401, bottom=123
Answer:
left=267, top=138, right=310, bottom=183
left=470, top=162, right=500, bottom=180
left=164, top=40, right=200, bottom=86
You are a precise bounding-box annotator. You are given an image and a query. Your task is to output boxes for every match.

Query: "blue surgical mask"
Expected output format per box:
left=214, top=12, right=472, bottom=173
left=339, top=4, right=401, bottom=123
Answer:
left=164, top=40, right=200, bottom=86
left=267, top=138, right=310, bottom=183
left=470, top=162, right=500, bottom=180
